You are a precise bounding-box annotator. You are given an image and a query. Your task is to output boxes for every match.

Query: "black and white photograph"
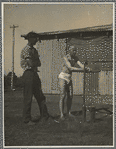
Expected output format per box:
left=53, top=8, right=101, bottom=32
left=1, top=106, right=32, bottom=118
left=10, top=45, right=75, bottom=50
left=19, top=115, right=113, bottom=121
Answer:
left=2, top=2, right=114, bottom=147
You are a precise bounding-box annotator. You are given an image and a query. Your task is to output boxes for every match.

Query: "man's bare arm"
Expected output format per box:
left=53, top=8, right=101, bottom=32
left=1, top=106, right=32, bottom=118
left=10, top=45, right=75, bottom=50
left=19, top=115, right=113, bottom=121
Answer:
left=64, top=57, right=83, bottom=71
left=77, top=61, right=91, bottom=71
left=77, top=61, right=84, bottom=69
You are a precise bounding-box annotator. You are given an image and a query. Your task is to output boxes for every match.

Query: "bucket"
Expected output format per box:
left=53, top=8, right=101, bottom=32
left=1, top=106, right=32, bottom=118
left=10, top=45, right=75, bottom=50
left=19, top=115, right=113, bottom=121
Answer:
left=89, top=106, right=96, bottom=123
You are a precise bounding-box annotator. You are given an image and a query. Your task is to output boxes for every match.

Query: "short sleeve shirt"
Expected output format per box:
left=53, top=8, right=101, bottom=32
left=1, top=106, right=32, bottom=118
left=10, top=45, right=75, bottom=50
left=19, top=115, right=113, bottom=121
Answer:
left=20, top=44, right=40, bottom=71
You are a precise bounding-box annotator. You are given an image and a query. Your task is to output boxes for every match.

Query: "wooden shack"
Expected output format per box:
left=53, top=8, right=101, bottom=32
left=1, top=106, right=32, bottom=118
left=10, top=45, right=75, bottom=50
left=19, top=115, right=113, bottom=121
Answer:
left=36, top=24, right=113, bottom=104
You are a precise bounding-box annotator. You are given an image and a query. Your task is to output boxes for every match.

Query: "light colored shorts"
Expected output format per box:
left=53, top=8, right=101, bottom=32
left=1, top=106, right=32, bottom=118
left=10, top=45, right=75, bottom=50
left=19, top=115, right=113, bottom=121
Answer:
left=58, top=72, right=71, bottom=84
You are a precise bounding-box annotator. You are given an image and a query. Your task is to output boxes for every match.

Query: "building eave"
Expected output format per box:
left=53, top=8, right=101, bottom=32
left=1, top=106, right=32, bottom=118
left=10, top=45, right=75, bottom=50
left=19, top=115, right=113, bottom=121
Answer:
left=21, top=24, right=113, bottom=41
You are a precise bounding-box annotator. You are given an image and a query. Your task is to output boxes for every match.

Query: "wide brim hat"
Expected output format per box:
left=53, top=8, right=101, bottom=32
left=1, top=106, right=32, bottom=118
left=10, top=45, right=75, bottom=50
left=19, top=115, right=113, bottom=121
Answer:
left=21, top=31, right=39, bottom=40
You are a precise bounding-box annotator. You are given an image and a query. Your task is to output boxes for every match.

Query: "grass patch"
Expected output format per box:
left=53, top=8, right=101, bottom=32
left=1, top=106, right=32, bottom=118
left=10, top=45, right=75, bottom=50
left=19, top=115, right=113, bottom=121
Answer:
left=4, top=90, right=113, bottom=146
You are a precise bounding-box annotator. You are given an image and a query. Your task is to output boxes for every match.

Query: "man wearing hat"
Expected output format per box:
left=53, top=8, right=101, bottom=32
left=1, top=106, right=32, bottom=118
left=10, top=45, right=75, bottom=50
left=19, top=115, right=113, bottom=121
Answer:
left=20, top=31, right=49, bottom=125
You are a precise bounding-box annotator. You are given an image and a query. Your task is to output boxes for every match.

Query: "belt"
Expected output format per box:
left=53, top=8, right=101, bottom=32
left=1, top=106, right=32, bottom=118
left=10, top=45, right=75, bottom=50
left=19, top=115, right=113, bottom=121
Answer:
left=25, top=69, right=34, bottom=72
left=26, top=69, right=40, bottom=72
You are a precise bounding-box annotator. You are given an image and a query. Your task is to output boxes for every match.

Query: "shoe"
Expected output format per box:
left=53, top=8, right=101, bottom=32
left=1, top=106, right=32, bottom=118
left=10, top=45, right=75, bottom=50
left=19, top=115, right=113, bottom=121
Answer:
left=67, top=113, right=76, bottom=121
left=31, top=117, right=40, bottom=122
left=27, top=121, right=36, bottom=126
left=69, top=113, right=75, bottom=118
left=54, top=119, right=60, bottom=123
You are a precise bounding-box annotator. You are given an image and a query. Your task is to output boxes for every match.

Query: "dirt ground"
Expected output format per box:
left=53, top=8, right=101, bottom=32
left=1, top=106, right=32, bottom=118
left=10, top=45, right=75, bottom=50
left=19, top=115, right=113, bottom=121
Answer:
left=4, top=90, right=113, bottom=146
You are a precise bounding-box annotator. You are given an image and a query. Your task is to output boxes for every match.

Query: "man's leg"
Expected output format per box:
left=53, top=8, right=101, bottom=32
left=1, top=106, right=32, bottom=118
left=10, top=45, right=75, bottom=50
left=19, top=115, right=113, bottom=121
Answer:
left=59, top=78, right=66, bottom=119
left=33, top=72, right=49, bottom=118
left=23, top=70, right=33, bottom=123
left=67, top=80, right=73, bottom=116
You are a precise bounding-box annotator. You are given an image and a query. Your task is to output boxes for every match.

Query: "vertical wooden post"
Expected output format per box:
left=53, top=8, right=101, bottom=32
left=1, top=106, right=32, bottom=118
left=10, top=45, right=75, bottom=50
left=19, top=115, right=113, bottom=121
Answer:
left=82, top=63, right=86, bottom=122
left=83, top=64, right=86, bottom=105
left=65, top=38, right=68, bottom=55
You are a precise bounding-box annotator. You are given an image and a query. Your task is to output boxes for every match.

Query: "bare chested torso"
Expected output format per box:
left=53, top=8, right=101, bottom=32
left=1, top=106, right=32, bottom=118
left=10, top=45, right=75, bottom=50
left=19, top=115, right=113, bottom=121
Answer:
left=62, top=54, right=79, bottom=75
left=62, top=56, right=71, bottom=74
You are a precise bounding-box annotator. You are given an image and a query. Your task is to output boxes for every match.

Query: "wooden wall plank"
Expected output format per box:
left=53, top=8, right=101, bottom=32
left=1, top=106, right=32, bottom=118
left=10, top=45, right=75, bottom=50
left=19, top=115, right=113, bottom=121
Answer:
left=36, top=35, right=113, bottom=96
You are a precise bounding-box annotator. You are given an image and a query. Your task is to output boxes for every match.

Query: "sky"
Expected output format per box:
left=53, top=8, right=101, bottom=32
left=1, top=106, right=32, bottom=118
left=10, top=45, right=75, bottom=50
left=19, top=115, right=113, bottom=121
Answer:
left=3, top=3, right=113, bottom=77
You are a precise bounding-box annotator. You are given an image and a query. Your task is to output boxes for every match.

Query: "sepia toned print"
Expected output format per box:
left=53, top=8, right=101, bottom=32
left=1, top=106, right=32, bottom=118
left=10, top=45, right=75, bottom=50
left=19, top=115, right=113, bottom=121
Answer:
left=3, top=3, right=114, bottom=147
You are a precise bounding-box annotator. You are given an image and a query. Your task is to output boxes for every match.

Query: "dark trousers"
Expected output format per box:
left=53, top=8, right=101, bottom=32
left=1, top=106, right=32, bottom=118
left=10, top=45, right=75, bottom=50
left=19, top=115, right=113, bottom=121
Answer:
left=22, top=69, right=48, bottom=123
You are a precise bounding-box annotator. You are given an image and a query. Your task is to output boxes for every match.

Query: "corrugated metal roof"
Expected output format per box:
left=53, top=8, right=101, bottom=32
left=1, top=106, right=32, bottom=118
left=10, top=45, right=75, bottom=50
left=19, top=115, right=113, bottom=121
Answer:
left=21, top=24, right=113, bottom=40
left=38, top=23, right=113, bottom=35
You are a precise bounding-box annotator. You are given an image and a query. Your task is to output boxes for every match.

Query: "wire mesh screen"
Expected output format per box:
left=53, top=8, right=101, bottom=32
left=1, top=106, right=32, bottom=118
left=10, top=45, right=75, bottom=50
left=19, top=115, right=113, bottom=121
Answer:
left=68, top=35, right=113, bottom=105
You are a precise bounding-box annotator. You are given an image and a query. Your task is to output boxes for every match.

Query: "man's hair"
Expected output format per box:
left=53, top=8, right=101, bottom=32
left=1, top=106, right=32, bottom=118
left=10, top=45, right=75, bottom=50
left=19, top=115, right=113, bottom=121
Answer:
left=67, top=46, right=76, bottom=54
left=69, top=46, right=75, bottom=51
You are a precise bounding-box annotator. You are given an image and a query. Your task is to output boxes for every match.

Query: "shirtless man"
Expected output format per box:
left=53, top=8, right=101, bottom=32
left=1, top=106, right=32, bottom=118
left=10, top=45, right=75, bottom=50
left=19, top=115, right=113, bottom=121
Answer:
left=58, top=46, right=89, bottom=120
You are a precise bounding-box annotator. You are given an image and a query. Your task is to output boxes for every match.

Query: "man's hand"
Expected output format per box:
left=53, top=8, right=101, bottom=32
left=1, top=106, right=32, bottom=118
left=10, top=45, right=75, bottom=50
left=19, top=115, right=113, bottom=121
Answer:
left=26, top=58, right=33, bottom=67
left=85, top=66, right=92, bottom=72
